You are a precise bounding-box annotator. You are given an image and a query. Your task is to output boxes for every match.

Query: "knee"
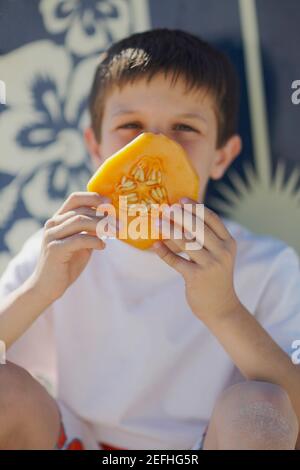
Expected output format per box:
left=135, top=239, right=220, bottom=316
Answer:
left=219, top=380, right=294, bottom=412
left=0, top=361, right=34, bottom=418
left=213, top=381, right=299, bottom=449
left=0, top=361, right=60, bottom=449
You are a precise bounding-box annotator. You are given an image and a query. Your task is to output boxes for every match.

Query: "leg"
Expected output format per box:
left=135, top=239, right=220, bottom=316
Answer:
left=0, top=361, right=60, bottom=449
left=203, top=381, right=299, bottom=450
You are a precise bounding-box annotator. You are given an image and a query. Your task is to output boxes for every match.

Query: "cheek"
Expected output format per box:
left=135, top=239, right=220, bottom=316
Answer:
left=101, top=130, right=142, bottom=160
left=182, top=139, right=212, bottom=176
left=180, top=140, right=214, bottom=200
left=115, top=130, right=143, bottom=148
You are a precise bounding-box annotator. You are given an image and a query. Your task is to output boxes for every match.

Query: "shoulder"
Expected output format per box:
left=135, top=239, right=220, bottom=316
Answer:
left=221, top=217, right=299, bottom=309
left=222, top=216, right=299, bottom=268
left=0, top=228, right=44, bottom=296
left=12, top=227, right=44, bottom=271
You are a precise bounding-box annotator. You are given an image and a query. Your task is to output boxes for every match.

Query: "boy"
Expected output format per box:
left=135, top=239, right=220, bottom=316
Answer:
left=0, top=28, right=300, bottom=450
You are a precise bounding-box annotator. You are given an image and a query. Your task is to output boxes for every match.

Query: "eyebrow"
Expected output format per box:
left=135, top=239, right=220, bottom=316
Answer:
left=176, top=112, right=208, bottom=123
left=111, top=109, right=207, bottom=123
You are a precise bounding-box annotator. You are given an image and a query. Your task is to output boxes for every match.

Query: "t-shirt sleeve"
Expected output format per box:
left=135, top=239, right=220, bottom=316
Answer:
left=254, top=245, right=300, bottom=359
left=0, top=229, right=57, bottom=395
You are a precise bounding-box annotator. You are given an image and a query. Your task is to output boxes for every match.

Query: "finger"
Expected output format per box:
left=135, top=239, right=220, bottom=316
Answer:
left=45, top=214, right=104, bottom=242
left=161, top=203, right=202, bottom=242
left=152, top=241, right=191, bottom=277
left=45, top=207, right=100, bottom=228
left=49, top=233, right=105, bottom=252
left=180, top=198, right=230, bottom=241
left=55, top=192, right=111, bottom=216
left=162, top=204, right=223, bottom=253
left=159, top=219, right=210, bottom=265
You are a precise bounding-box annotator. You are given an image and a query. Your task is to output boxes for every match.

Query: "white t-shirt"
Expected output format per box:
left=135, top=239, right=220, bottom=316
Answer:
left=0, top=217, right=300, bottom=450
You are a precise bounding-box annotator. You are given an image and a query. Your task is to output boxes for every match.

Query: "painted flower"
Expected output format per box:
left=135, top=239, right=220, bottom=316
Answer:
left=0, top=1, right=150, bottom=274
left=0, top=41, right=98, bottom=273
left=39, top=0, right=133, bottom=56
left=211, top=162, right=300, bottom=254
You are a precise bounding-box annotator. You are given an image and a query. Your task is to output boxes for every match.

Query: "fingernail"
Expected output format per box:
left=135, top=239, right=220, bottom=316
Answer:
left=101, top=195, right=112, bottom=203
left=180, top=197, right=189, bottom=204
left=153, top=241, right=162, bottom=249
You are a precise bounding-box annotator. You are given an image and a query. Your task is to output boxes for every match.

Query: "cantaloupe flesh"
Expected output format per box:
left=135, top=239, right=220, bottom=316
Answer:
left=86, top=132, right=200, bottom=250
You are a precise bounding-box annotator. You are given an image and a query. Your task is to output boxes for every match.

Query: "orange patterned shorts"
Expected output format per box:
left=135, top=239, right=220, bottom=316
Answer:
left=54, top=399, right=206, bottom=450
left=54, top=399, right=127, bottom=450
left=55, top=420, right=125, bottom=450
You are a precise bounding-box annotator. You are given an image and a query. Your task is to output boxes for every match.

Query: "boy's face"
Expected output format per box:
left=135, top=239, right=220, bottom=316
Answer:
left=85, top=73, right=241, bottom=202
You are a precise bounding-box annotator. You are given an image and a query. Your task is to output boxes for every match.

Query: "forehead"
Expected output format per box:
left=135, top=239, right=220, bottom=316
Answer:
left=104, top=73, right=217, bottom=121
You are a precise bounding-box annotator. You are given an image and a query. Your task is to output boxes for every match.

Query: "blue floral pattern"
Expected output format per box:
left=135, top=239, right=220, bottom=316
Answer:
left=39, top=0, right=133, bottom=56
left=0, top=0, right=150, bottom=274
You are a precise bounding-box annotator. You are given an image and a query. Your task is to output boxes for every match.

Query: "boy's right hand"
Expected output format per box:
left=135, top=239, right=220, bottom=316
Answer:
left=29, top=192, right=108, bottom=304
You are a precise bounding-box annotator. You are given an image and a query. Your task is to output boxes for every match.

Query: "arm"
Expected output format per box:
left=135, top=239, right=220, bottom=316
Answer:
left=0, top=192, right=107, bottom=350
left=153, top=199, right=300, bottom=448
left=0, top=278, right=53, bottom=350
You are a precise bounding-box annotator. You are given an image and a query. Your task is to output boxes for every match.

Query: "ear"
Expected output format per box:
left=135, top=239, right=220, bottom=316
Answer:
left=210, top=134, right=242, bottom=180
left=84, top=127, right=102, bottom=169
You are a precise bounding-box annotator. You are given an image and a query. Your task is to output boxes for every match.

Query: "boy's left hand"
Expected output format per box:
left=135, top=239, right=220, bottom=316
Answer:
left=153, top=198, right=241, bottom=323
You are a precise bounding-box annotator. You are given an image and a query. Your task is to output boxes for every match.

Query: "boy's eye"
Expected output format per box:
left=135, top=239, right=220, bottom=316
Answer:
left=174, top=124, right=196, bottom=132
left=118, top=123, right=197, bottom=132
left=118, top=123, right=141, bottom=129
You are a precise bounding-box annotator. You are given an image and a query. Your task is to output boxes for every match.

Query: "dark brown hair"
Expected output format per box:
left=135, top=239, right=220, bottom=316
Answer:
left=89, top=28, right=240, bottom=148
